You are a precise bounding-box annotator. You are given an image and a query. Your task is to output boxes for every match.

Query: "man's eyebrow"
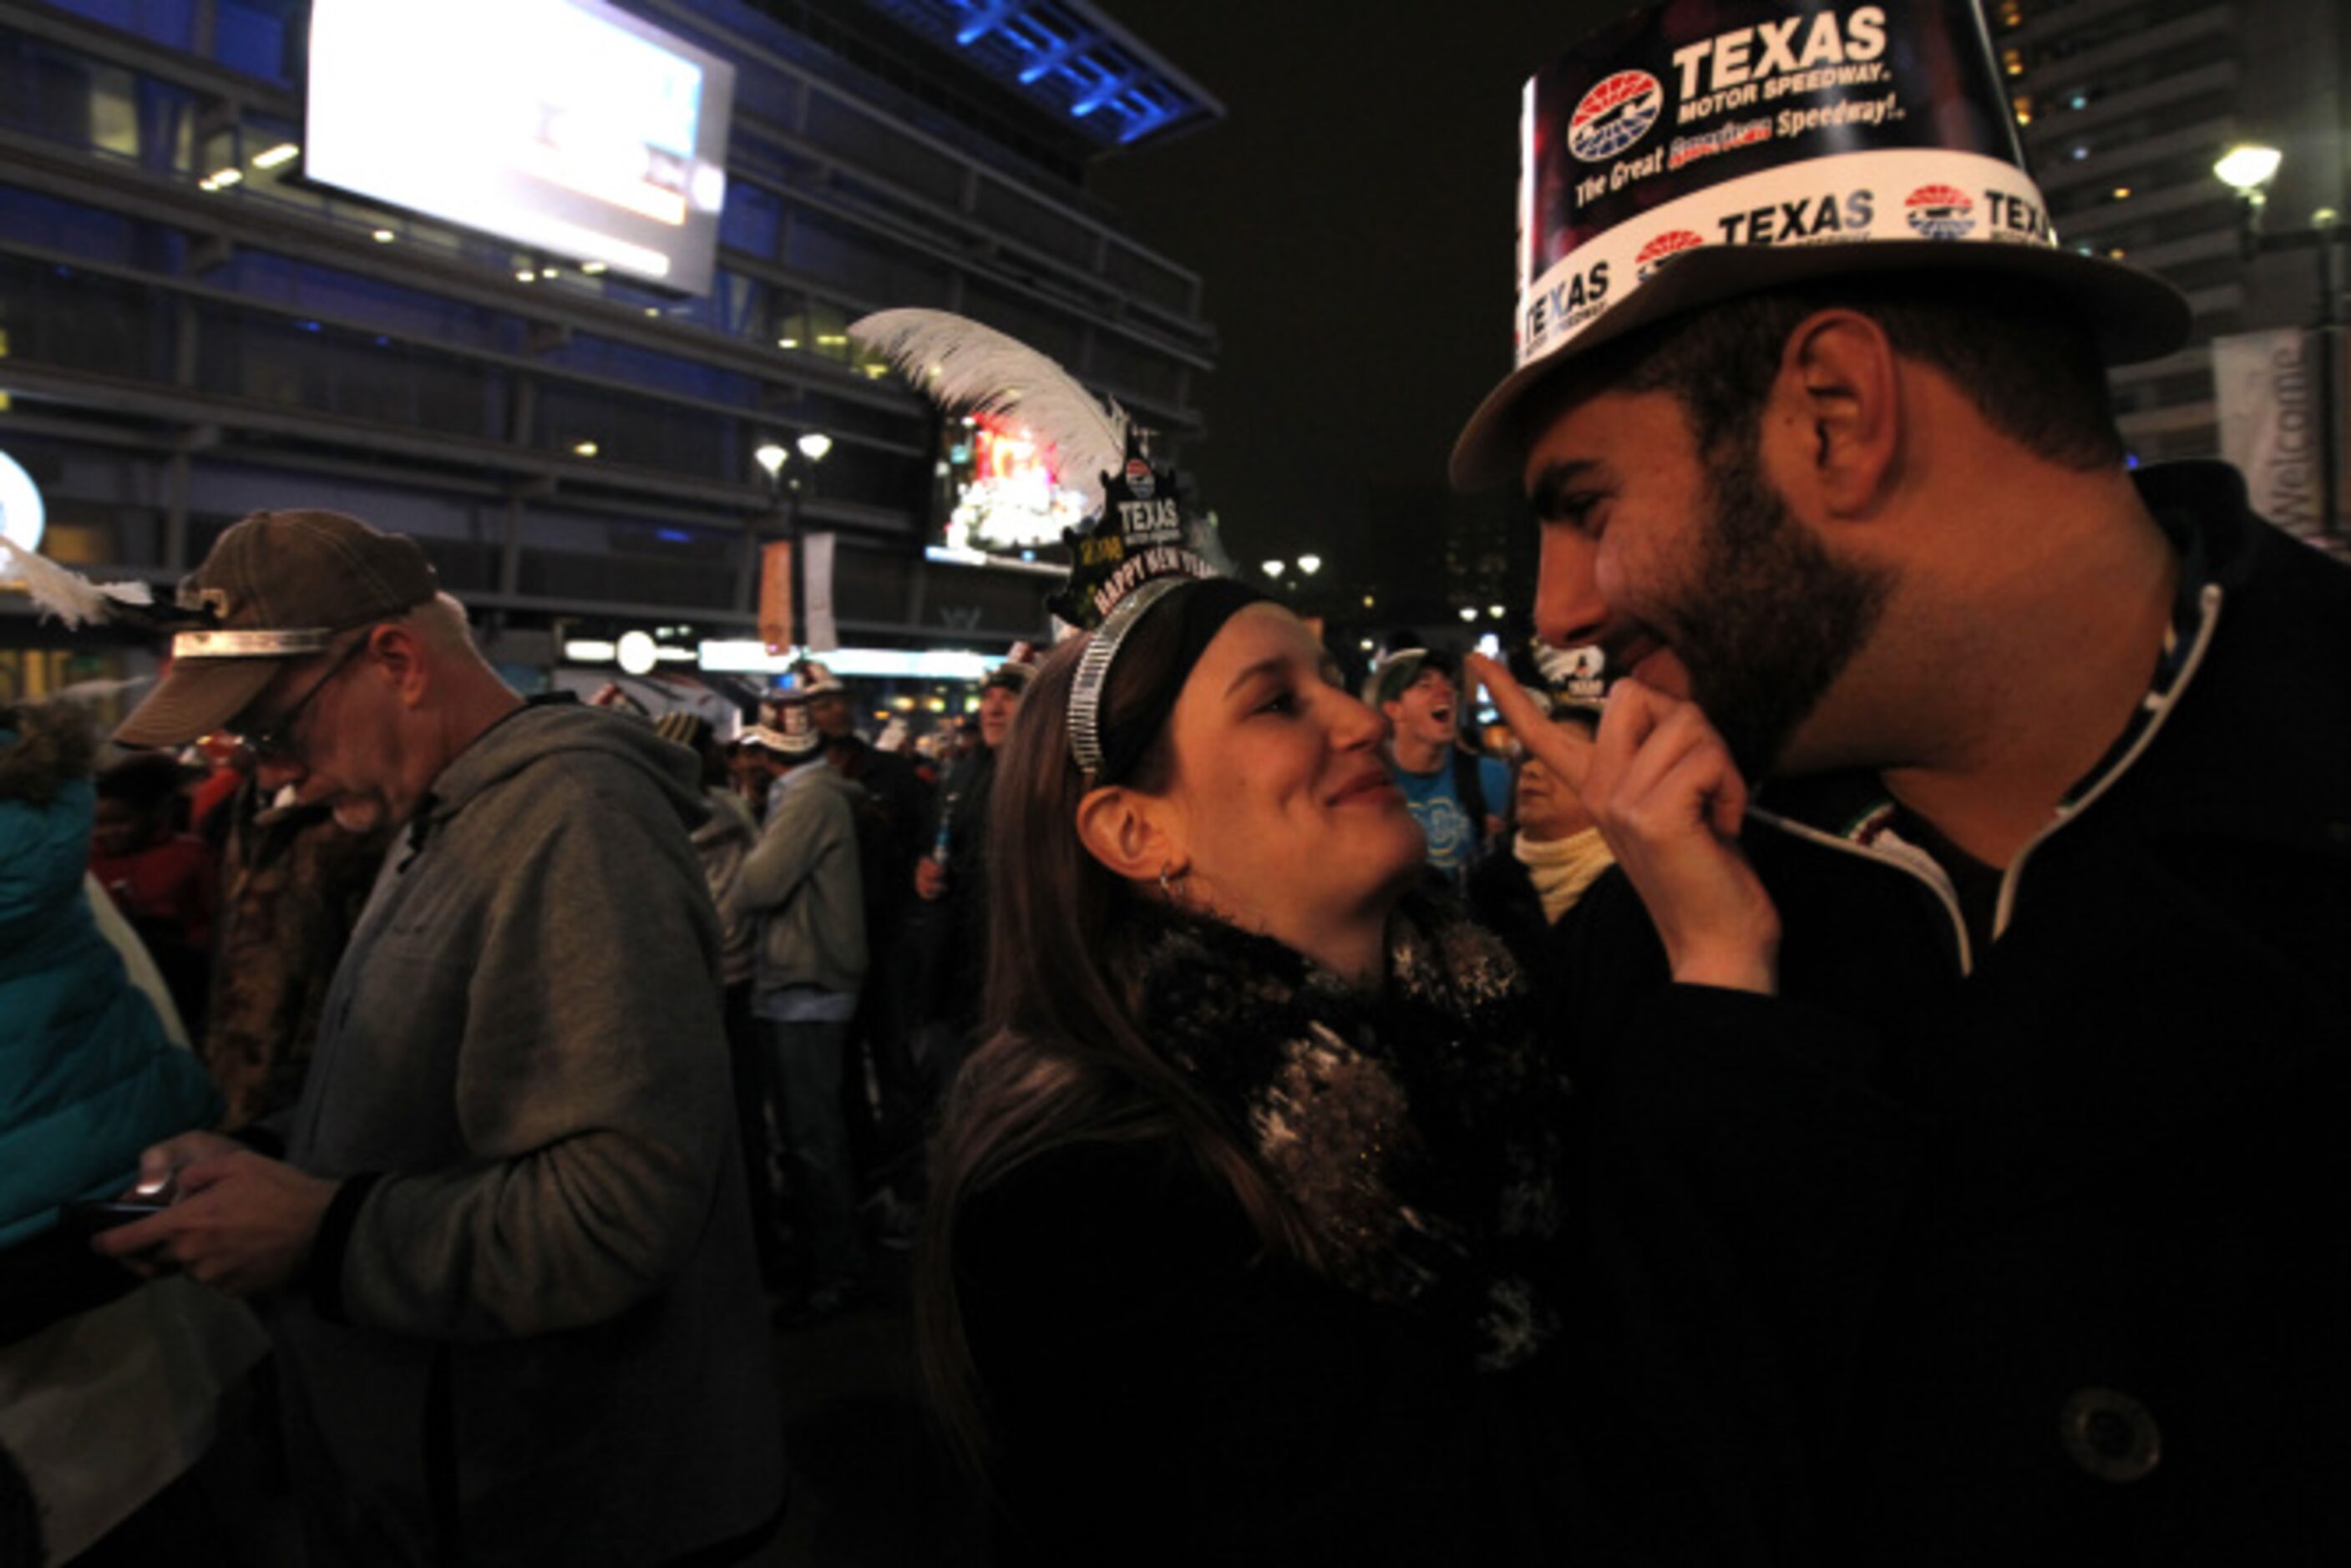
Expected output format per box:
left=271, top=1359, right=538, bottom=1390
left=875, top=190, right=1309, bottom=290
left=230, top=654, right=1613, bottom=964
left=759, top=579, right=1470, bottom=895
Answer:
left=1527, top=458, right=1604, bottom=514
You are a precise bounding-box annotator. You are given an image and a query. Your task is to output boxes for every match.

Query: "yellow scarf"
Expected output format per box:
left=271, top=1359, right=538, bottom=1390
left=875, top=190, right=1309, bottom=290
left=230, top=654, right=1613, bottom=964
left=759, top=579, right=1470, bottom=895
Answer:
left=1512, top=827, right=1614, bottom=925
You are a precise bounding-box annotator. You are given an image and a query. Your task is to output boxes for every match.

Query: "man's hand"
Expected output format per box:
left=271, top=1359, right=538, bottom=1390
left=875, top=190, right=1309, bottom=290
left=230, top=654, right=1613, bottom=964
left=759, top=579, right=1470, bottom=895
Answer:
left=915, top=857, right=948, bottom=902
left=94, top=1146, right=339, bottom=1297
left=132, top=1130, right=243, bottom=1194
left=1469, top=653, right=1780, bottom=993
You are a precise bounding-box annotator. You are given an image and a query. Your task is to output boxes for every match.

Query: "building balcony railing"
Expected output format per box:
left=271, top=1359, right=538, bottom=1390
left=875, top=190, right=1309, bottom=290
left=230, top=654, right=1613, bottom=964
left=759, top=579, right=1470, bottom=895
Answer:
left=2018, top=4, right=2235, bottom=95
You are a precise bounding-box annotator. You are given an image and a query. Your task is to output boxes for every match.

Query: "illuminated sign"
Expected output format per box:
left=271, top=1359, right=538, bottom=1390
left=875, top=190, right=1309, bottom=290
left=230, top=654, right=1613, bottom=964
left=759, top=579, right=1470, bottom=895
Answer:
left=0, top=449, right=43, bottom=556
left=307, top=0, right=736, bottom=294
left=699, top=642, right=1006, bottom=680
left=943, top=412, right=1092, bottom=554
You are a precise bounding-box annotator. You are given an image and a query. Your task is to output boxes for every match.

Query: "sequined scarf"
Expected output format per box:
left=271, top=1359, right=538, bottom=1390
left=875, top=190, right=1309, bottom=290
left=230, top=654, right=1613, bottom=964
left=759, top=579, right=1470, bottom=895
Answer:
left=1133, top=895, right=1573, bottom=1369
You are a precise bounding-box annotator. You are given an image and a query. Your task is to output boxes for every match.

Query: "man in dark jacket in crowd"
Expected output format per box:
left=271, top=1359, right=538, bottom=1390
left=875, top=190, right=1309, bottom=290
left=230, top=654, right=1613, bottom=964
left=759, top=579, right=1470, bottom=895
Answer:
left=910, top=658, right=1028, bottom=1100
left=798, top=665, right=933, bottom=1197
left=97, top=510, right=784, bottom=1566
left=1452, top=4, right=2348, bottom=1562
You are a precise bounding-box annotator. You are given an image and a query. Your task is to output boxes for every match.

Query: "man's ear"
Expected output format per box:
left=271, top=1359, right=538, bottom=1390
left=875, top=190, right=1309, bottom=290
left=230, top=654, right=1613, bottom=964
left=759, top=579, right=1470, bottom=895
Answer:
left=1074, top=784, right=1180, bottom=887
left=365, top=622, right=432, bottom=709
left=1770, top=307, right=1902, bottom=521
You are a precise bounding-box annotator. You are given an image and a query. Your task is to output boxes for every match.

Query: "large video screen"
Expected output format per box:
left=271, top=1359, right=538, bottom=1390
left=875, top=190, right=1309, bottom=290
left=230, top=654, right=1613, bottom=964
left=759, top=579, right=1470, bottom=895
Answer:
left=938, top=412, right=1092, bottom=556
left=307, top=0, right=736, bottom=295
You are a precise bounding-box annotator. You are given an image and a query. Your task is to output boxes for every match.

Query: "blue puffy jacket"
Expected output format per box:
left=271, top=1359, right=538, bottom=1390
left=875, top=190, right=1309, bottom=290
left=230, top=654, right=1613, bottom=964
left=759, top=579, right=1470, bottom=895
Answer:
left=0, top=711, right=219, bottom=1248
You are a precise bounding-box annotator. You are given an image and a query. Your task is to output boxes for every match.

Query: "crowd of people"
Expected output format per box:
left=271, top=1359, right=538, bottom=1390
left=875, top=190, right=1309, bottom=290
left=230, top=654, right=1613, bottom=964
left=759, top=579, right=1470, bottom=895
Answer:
left=3, top=1, right=2347, bottom=1564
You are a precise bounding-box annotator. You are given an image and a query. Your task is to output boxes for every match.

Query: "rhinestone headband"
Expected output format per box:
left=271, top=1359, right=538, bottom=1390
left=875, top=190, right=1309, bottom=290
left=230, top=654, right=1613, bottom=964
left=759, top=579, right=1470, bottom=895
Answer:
left=1067, top=576, right=1188, bottom=781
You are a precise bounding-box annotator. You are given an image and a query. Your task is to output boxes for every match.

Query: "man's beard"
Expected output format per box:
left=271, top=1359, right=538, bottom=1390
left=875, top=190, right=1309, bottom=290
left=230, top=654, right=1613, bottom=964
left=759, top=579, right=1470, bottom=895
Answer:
left=1668, top=438, right=1892, bottom=780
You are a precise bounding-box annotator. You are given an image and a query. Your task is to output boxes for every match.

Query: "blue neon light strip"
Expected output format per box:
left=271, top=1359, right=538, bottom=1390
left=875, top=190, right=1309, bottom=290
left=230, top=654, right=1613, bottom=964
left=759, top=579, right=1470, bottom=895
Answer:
left=851, top=0, right=1219, bottom=149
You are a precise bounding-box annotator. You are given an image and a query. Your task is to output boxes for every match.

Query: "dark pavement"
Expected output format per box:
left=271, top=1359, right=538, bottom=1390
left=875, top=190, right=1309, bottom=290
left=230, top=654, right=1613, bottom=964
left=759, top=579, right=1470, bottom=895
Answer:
left=755, top=1250, right=991, bottom=1567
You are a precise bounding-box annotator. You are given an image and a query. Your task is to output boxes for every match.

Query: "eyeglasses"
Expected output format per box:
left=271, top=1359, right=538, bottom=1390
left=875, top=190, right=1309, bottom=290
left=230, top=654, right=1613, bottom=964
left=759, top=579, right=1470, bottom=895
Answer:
left=240, top=635, right=369, bottom=763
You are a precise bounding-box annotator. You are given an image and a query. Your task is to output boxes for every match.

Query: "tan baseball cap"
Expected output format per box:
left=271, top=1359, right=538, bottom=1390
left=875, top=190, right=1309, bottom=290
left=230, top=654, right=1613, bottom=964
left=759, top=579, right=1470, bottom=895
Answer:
left=114, top=509, right=438, bottom=747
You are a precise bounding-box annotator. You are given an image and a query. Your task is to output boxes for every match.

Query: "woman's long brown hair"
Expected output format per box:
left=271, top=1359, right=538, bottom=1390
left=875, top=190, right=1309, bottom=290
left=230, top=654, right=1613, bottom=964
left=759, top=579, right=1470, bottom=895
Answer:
left=912, top=609, right=1321, bottom=1476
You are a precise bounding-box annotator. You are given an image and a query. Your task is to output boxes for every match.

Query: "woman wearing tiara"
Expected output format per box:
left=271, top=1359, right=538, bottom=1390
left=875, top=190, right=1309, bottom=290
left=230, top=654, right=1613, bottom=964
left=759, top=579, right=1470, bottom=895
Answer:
left=852, top=310, right=1897, bottom=1565
left=911, top=569, right=1903, bottom=1560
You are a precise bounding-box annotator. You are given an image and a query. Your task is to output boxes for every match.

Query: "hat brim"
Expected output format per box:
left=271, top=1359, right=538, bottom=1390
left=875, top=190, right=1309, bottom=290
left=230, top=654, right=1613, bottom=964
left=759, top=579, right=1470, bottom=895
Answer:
left=1450, top=242, right=2191, bottom=491
left=739, top=726, right=826, bottom=760
left=114, top=657, right=285, bottom=748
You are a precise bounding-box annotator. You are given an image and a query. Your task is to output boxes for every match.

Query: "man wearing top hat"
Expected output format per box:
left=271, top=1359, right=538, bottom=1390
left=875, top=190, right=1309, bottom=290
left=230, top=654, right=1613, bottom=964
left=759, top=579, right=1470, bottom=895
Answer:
left=94, top=510, right=785, bottom=1565
left=1453, top=1, right=2349, bottom=1560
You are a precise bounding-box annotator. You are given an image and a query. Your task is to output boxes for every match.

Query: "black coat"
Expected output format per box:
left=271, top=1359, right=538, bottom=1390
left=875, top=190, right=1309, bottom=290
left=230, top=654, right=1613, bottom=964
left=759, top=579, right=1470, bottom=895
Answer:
left=1550, top=463, right=2351, bottom=1564
left=914, top=746, right=999, bottom=1033
left=952, top=907, right=1912, bottom=1566
left=958, top=1138, right=1559, bottom=1567
left=1467, top=830, right=1552, bottom=974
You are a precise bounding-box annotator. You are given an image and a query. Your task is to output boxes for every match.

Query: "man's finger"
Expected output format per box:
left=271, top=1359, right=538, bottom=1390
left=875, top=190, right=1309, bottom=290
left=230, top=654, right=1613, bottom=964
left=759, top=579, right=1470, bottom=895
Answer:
left=138, top=1141, right=184, bottom=1189
left=1584, top=676, right=1673, bottom=810
left=1604, top=702, right=1718, bottom=817
left=173, top=1156, right=239, bottom=1196
left=1465, top=654, right=1594, bottom=795
left=90, top=1206, right=178, bottom=1262
left=1643, top=735, right=1751, bottom=842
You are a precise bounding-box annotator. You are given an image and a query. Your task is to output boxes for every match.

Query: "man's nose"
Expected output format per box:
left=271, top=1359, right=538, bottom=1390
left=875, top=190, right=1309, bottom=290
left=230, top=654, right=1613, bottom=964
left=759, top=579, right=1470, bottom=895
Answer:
left=1534, top=529, right=1609, bottom=650
left=253, top=756, right=304, bottom=793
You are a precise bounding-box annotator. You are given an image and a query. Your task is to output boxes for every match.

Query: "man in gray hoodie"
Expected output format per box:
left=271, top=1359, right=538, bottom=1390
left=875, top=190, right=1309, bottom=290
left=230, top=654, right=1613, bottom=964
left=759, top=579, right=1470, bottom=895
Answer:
left=99, top=510, right=785, bottom=1566
left=731, top=698, right=868, bottom=1324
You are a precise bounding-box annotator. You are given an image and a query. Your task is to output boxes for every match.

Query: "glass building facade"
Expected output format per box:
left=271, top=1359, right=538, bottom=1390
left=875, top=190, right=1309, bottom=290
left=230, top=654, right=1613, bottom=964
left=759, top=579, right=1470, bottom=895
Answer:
left=1993, top=0, right=2347, bottom=463
left=0, top=0, right=1219, bottom=710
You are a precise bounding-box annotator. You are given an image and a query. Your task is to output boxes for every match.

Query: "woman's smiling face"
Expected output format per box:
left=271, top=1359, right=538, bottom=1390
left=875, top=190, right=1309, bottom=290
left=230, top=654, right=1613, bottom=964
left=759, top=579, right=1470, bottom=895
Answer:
left=1151, top=604, right=1425, bottom=944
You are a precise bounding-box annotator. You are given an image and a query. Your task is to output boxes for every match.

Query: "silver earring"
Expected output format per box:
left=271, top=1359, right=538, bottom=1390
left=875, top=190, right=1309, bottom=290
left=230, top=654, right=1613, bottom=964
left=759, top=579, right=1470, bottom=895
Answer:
left=1158, top=863, right=1184, bottom=900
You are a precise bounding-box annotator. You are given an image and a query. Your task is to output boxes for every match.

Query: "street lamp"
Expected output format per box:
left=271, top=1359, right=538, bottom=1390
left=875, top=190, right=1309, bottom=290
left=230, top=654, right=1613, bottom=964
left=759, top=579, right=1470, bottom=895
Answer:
left=751, top=434, right=831, bottom=640
left=2215, top=143, right=2344, bottom=535
left=754, top=433, right=831, bottom=514
left=2214, top=143, right=2284, bottom=207
left=1261, top=559, right=1287, bottom=579
left=1296, top=554, right=1322, bottom=575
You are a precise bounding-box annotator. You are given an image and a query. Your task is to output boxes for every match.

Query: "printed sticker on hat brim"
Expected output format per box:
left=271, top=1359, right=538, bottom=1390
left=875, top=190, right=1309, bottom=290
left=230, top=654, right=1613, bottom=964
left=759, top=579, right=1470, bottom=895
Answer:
left=1518, top=147, right=2049, bottom=367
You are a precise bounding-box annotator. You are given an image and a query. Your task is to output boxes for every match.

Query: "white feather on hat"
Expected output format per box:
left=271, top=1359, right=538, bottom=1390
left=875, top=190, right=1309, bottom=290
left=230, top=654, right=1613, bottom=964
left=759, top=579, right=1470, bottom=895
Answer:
left=0, top=539, right=154, bottom=629
left=850, top=310, right=1129, bottom=518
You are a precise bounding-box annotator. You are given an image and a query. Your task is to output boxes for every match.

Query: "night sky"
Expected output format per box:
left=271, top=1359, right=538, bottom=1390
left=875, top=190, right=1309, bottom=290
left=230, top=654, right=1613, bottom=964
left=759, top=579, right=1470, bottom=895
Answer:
left=1089, top=3, right=1622, bottom=586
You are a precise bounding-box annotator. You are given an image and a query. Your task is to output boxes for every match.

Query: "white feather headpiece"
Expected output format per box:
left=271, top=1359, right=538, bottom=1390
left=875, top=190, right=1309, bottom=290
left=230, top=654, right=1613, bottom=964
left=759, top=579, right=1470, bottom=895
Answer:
left=849, top=309, right=1129, bottom=517
left=0, top=539, right=154, bottom=629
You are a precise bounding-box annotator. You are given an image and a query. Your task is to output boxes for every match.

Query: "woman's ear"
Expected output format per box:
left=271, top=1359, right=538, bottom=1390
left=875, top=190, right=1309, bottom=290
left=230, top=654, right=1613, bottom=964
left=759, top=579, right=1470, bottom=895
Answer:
left=1075, top=785, right=1181, bottom=887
